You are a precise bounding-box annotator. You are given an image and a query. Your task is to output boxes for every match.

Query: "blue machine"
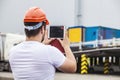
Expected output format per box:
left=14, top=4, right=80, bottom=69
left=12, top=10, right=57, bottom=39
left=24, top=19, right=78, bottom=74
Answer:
left=85, top=26, right=120, bottom=42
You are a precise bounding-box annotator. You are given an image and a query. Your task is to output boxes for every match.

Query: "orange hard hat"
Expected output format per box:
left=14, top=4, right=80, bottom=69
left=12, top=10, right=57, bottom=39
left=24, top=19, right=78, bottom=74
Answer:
left=24, top=7, right=49, bottom=25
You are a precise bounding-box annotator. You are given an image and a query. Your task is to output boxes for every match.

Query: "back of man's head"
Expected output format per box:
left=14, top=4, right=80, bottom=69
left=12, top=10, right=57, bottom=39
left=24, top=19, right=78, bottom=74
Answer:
left=23, top=7, right=49, bottom=37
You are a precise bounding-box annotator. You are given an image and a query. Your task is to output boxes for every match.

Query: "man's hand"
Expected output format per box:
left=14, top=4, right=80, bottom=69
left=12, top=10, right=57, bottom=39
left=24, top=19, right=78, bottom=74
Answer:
left=57, top=31, right=77, bottom=73
left=58, top=32, right=70, bottom=48
left=42, top=30, right=55, bottom=45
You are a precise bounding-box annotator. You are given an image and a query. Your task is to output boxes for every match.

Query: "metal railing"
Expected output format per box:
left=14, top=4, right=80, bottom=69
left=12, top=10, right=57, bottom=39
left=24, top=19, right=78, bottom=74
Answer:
left=70, top=38, right=120, bottom=50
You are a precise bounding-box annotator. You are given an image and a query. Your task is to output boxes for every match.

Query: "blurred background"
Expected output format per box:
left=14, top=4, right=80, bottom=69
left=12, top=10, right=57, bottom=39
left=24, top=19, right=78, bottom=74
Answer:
left=0, top=0, right=120, bottom=34
left=0, top=0, right=120, bottom=80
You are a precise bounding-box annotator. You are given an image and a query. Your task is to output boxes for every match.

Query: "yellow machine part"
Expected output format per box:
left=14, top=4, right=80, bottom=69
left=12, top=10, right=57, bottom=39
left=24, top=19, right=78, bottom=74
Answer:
left=68, top=28, right=83, bottom=43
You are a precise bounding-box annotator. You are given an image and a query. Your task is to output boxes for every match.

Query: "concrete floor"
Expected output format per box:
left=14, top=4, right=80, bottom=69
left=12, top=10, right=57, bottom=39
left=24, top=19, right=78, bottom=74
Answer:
left=55, top=73, right=120, bottom=80
left=0, top=72, right=13, bottom=80
left=0, top=72, right=120, bottom=80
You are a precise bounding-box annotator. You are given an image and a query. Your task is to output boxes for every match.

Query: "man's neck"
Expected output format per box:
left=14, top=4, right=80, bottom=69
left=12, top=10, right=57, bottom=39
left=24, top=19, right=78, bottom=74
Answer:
left=26, top=36, right=42, bottom=43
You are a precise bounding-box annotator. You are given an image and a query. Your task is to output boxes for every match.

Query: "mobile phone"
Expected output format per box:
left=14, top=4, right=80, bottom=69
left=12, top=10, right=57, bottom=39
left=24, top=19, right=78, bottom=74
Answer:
left=48, top=26, right=65, bottom=39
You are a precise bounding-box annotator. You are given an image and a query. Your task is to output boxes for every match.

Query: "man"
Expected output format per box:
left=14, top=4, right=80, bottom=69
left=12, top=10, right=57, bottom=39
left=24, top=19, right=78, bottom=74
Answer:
left=9, top=7, right=76, bottom=80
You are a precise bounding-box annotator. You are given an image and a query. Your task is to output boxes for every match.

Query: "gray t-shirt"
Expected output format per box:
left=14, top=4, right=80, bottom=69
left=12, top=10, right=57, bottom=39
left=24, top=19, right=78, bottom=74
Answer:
left=9, top=41, right=66, bottom=80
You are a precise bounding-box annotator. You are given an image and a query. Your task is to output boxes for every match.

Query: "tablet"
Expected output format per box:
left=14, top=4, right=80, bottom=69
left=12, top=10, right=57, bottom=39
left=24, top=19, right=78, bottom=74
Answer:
left=48, top=26, right=65, bottom=39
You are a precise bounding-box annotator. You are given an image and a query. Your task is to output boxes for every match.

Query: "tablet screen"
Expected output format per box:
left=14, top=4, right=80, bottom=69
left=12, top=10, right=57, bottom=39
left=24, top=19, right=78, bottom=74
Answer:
left=49, top=26, right=65, bottom=38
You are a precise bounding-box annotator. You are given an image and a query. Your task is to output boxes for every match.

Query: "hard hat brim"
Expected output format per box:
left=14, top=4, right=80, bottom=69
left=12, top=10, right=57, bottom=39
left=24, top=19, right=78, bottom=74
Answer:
left=24, top=19, right=49, bottom=25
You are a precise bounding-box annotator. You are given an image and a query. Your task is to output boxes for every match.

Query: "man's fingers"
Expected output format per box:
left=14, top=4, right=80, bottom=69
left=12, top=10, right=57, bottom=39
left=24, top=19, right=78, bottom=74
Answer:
left=46, top=30, right=48, bottom=36
left=57, top=38, right=62, bottom=44
left=64, top=31, right=68, bottom=39
left=49, top=38, right=55, bottom=42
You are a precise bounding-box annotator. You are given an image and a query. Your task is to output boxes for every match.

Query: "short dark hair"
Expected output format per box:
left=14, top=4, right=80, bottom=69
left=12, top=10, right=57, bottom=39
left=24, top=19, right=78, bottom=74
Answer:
left=24, top=22, right=46, bottom=37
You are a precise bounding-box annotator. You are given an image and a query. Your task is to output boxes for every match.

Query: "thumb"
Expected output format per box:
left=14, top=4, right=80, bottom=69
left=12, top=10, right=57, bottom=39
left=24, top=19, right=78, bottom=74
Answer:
left=57, top=38, right=63, bottom=45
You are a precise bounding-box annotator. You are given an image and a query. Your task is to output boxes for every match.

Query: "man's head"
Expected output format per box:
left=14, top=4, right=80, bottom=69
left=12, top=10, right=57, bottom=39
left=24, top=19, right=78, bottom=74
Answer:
left=23, top=7, right=49, bottom=38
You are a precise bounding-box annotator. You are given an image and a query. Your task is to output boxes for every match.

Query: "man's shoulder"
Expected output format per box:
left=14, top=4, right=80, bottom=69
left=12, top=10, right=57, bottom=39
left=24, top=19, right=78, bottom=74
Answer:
left=9, top=42, right=23, bottom=52
left=45, top=45, right=62, bottom=54
left=45, top=45, right=57, bottom=50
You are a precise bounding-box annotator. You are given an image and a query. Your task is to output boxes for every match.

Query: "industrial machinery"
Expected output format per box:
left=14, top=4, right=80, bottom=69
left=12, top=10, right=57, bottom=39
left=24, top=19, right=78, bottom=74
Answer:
left=0, top=33, right=25, bottom=71
left=68, top=26, right=120, bottom=74
left=1, top=26, right=120, bottom=74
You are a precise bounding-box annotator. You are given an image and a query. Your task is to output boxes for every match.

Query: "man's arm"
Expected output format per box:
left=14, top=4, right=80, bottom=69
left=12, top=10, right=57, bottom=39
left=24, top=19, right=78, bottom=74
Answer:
left=43, top=30, right=77, bottom=73
left=58, top=32, right=77, bottom=73
left=58, top=46, right=76, bottom=73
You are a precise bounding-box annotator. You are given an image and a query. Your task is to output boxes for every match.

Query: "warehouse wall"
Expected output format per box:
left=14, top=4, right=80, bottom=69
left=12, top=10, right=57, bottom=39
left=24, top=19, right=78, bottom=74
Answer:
left=80, top=0, right=120, bottom=29
left=0, top=0, right=75, bottom=34
left=0, top=0, right=120, bottom=34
